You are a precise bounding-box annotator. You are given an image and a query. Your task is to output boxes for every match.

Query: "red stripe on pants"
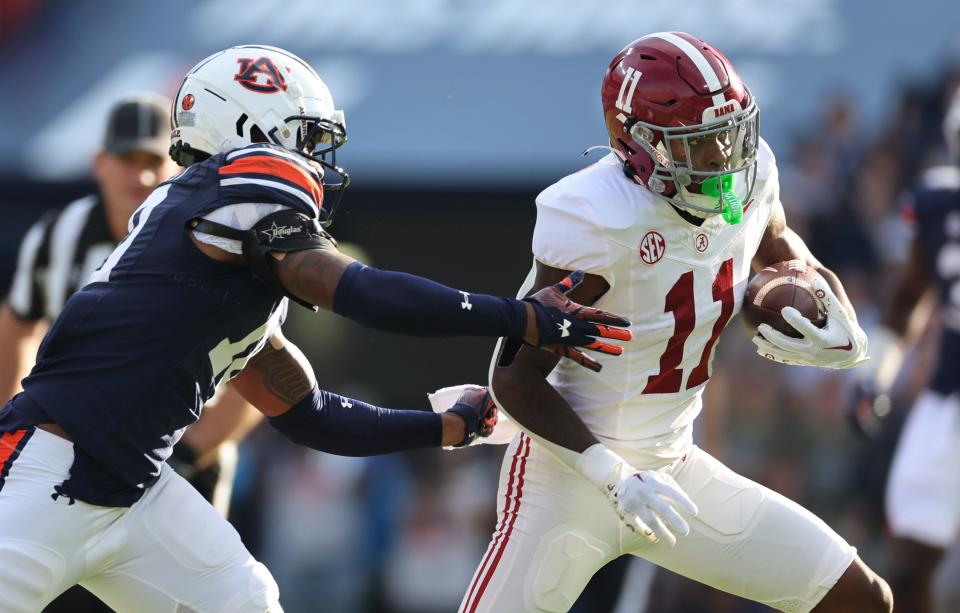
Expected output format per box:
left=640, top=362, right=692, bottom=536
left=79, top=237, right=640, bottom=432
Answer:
left=0, top=430, right=28, bottom=476
left=465, top=434, right=531, bottom=612
left=462, top=434, right=526, bottom=610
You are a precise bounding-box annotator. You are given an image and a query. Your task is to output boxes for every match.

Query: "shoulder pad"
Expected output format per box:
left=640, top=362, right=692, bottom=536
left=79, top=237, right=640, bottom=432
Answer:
left=189, top=208, right=336, bottom=311
left=218, top=145, right=324, bottom=215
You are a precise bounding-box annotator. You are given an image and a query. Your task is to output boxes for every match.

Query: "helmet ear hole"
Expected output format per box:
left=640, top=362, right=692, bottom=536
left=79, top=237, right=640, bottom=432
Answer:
left=250, top=125, right=268, bottom=143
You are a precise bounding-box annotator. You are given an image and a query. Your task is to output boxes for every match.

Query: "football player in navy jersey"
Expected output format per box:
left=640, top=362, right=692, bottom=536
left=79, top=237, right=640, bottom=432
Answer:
left=0, top=94, right=269, bottom=613
left=0, top=45, right=630, bottom=612
left=852, top=87, right=960, bottom=613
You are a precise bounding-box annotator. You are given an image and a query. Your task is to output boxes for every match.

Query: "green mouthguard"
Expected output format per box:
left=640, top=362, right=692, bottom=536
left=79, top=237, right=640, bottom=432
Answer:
left=701, top=174, right=743, bottom=224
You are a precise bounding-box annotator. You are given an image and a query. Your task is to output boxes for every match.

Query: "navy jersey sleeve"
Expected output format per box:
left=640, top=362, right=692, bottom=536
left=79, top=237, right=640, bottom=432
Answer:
left=214, top=145, right=324, bottom=218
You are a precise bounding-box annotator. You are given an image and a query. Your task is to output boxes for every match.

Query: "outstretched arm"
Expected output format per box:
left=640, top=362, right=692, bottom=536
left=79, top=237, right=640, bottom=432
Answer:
left=230, top=330, right=483, bottom=453
left=267, top=244, right=630, bottom=370
left=190, top=210, right=631, bottom=370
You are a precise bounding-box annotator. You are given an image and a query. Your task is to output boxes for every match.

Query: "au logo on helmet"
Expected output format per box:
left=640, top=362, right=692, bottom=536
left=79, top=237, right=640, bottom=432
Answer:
left=234, top=57, right=288, bottom=93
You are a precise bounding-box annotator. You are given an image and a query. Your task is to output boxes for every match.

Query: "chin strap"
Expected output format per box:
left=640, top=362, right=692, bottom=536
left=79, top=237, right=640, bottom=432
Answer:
left=581, top=145, right=626, bottom=161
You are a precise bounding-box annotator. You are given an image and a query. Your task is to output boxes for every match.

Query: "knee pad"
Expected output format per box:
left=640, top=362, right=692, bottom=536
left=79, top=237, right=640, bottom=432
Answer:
left=527, top=528, right=612, bottom=612
left=217, top=562, right=281, bottom=613
left=0, top=542, right=67, bottom=613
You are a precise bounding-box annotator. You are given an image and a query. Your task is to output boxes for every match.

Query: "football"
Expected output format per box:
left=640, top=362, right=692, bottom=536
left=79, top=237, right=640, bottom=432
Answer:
left=742, top=260, right=827, bottom=338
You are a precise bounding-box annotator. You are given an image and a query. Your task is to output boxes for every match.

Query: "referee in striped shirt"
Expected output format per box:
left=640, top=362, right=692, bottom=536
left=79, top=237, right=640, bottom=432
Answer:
left=0, top=95, right=264, bottom=612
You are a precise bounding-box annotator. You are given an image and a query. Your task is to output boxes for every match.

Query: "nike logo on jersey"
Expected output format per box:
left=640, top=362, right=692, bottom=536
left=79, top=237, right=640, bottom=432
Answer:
left=827, top=339, right=853, bottom=351
left=459, top=291, right=473, bottom=311
left=559, top=319, right=572, bottom=338
left=341, top=398, right=353, bottom=408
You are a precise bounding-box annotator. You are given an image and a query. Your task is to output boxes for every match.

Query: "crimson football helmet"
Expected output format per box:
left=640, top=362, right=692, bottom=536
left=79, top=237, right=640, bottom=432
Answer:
left=601, top=32, right=759, bottom=222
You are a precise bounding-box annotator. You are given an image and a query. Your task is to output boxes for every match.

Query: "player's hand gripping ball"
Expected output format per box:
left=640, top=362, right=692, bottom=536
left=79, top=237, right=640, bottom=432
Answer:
left=742, top=260, right=826, bottom=338
left=744, top=260, right=868, bottom=368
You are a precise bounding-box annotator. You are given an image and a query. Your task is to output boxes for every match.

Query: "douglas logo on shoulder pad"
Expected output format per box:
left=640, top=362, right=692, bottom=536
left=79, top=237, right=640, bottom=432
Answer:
left=260, top=222, right=301, bottom=243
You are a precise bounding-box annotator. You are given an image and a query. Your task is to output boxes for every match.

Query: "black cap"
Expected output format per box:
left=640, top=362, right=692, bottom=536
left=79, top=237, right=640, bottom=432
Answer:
left=103, top=94, right=171, bottom=158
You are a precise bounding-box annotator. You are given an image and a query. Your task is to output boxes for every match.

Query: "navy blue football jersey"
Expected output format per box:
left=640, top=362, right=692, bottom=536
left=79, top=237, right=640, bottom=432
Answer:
left=908, top=165, right=960, bottom=395
left=0, top=144, right=325, bottom=506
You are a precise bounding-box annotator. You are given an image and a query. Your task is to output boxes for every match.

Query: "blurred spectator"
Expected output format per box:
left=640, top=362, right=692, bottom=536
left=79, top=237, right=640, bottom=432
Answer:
left=0, top=0, right=44, bottom=46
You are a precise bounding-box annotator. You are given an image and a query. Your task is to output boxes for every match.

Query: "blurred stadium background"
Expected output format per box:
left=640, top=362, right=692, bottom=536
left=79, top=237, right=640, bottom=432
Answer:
left=2, top=0, right=960, bottom=610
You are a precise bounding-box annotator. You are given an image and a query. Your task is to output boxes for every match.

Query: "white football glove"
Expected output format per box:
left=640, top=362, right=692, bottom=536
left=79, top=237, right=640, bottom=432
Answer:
left=576, top=445, right=698, bottom=547
left=752, top=274, right=868, bottom=369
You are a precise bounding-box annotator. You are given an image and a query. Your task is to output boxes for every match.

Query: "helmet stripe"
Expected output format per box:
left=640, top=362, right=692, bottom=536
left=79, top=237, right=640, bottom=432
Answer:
left=649, top=32, right=726, bottom=106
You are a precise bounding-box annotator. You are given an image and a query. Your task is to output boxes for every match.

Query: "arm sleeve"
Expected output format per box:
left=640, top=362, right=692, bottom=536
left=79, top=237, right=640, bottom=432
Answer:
left=333, top=262, right=528, bottom=339
left=7, top=212, right=55, bottom=320
left=268, top=385, right=442, bottom=456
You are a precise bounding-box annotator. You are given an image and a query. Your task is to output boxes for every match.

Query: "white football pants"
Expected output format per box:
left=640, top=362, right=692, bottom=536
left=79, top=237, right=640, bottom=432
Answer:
left=886, top=390, right=960, bottom=547
left=0, top=427, right=281, bottom=613
left=459, top=434, right=855, bottom=613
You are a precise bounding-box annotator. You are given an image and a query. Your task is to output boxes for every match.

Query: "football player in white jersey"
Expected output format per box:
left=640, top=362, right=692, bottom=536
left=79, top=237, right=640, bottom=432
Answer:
left=459, top=32, right=892, bottom=613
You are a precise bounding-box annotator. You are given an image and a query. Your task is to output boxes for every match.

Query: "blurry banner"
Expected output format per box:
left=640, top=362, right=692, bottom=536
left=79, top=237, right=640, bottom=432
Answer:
left=1, top=0, right=958, bottom=183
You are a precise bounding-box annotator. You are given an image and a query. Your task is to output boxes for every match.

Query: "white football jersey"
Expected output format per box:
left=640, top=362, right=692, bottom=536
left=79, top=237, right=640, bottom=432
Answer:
left=519, top=139, right=779, bottom=468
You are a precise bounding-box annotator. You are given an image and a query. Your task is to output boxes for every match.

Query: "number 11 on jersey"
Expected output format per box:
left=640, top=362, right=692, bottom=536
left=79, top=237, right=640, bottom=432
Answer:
left=643, top=258, right=734, bottom=394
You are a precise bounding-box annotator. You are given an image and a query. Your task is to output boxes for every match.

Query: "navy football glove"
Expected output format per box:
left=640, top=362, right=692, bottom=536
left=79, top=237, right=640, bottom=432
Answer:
left=524, top=270, right=632, bottom=372
left=447, top=387, right=498, bottom=447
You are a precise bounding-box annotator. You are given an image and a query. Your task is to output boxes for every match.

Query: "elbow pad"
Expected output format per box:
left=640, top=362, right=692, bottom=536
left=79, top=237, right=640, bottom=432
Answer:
left=188, top=209, right=337, bottom=311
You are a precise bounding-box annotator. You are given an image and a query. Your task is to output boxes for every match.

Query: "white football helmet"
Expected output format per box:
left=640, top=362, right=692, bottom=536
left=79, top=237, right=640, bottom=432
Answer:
left=170, top=45, right=349, bottom=224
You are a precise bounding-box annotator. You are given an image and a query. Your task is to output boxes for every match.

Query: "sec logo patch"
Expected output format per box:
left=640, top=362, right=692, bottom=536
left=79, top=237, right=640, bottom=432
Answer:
left=639, top=231, right=665, bottom=265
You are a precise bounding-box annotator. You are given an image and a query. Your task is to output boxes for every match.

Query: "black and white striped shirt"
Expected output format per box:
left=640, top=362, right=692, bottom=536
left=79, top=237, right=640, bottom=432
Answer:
left=7, top=194, right=114, bottom=321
